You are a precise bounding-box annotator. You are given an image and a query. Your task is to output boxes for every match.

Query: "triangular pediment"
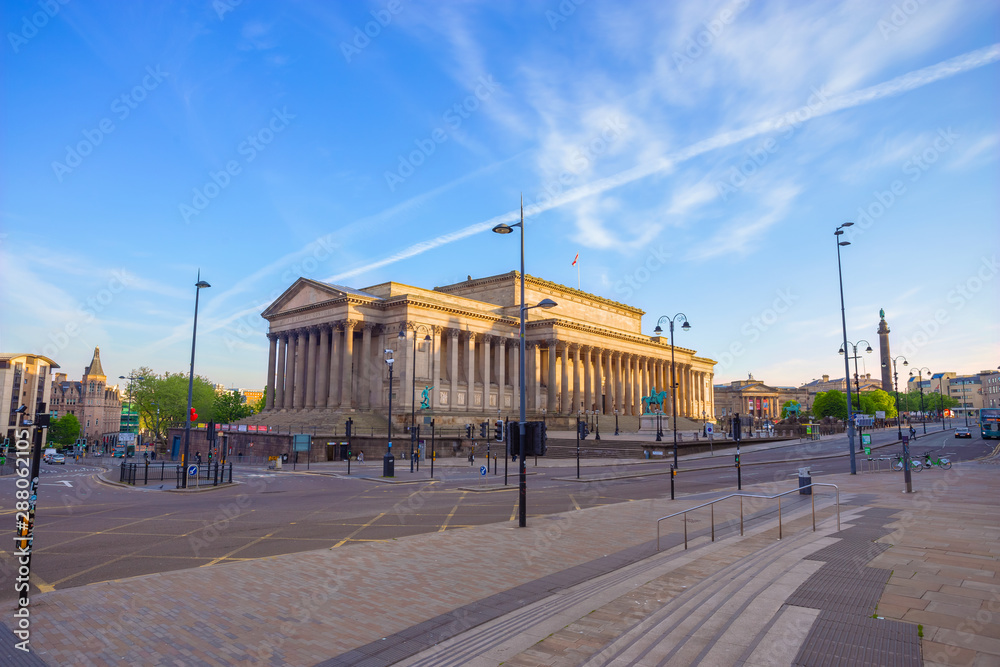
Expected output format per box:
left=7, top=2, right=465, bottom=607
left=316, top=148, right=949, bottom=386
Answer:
left=262, top=278, right=380, bottom=319
left=741, top=382, right=780, bottom=393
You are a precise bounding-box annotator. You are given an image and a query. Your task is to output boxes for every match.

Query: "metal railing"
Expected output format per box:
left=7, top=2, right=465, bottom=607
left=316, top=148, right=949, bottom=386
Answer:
left=656, top=482, right=840, bottom=551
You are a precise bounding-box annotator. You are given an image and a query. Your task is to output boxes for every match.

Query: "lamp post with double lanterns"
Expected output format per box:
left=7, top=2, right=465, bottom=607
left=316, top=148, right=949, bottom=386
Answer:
left=492, top=196, right=557, bottom=528
left=834, top=222, right=859, bottom=474
left=838, top=339, right=872, bottom=450
left=406, top=324, right=432, bottom=473
left=882, top=355, right=909, bottom=439
left=654, top=313, right=690, bottom=470
left=909, top=367, right=931, bottom=435
left=183, top=273, right=210, bottom=489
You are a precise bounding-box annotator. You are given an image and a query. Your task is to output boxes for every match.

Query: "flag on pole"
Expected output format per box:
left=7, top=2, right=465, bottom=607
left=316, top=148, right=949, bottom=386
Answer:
left=571, top=253, right=579, bottom=266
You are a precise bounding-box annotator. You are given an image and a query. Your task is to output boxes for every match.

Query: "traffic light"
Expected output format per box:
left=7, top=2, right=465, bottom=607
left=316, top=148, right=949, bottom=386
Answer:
left=479, top=422, right=487, bottom=439
left=671, top=466, right=677, bottom=477
left=734, top=451, right=740, bottom=467
left=510, top=423, right=520, bottom=458
left=190, top=408, right=198, bottom=423
left=207, top=421, right=216, bottom=442
left=494, top=420, right=504, bottom=442
left=465, top=424, right=472, bottom=438
left=577, top=421, right=589, bottom=440
left=732, top=414, right=741, bottom=441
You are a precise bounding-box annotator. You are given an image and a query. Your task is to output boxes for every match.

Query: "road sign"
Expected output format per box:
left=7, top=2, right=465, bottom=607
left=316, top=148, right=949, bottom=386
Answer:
left=187, top=464, right=198, bottom=477
left=480, top=465, right=487, bottom=476
left=861, top=434, right=872, bottom=446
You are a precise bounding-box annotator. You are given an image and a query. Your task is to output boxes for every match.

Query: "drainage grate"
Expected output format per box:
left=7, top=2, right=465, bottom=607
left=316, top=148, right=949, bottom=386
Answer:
left=792, top=609, right=921, bottom=666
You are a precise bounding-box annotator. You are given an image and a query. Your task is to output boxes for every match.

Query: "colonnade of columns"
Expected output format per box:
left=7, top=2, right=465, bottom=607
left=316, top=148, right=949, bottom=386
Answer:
left=264, top=323, right=713, bottom=419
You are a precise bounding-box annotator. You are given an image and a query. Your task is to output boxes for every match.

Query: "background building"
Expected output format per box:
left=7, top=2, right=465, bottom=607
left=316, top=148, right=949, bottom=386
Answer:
left=49, top=347, right=122, bottom=450
left=949, top=374, right=983, bottom=421
left=1, top=352, right=58, bottom=448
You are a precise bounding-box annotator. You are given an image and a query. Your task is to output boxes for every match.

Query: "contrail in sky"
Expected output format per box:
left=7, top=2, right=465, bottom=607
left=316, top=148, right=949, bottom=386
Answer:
left=327, top=43, right=1000, bottom=283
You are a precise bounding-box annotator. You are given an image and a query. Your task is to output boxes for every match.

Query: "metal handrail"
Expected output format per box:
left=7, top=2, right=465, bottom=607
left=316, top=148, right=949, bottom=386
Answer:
left=656, top=482, right=840, bottom=550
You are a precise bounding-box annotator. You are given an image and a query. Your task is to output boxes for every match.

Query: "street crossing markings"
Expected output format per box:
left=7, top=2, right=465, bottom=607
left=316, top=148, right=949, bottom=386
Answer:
left=202, top=531, right=278, bottom=567
left=330, top=512, right=387, bottom=549
left=438, top=491, right=468, bottom=532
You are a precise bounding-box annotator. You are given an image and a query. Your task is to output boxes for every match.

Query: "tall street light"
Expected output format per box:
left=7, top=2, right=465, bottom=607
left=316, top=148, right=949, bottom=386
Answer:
left=838, top=339, right=871, bottom=450
left=407, top=325, right=432, bottom=473
left=834, top=222, right=859, bottom=474
left=492, top=196, right=557, bottom=528
left=909, top=366, right=931, bottom=434
left=183, top=272, right=210, bottom=489
left=384, top=346, right=397, bottom=477
left=119, top=373, right=144, bottom=458
left=654, top=313, right=690, bottom=470
left=882, top=355, right=908, bottom=439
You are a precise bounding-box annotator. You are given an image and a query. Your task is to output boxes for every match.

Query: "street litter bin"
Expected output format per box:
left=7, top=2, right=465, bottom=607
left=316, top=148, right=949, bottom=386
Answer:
left=798, top=467, right=811, bottom=495
left=383, top=453, right=395, bottom=477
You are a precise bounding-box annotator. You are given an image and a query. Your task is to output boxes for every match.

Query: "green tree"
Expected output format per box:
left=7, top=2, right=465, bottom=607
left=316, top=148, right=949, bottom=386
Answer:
left=858, top=389, right=897, bottom=418
left=214, top=390, right=253, bottom=423
left=129, top=368, right=216, bottom=445
left=812, top=390, right=848, bottom=420
left=48, top=414, right=81, bottom=445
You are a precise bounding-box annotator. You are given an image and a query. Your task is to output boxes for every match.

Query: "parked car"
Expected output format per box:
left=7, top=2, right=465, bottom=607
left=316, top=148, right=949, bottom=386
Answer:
left=955, top=427, right=971, bottom=438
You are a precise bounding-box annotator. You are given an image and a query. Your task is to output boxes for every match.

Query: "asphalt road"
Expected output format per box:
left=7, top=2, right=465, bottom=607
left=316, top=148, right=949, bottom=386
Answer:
left=0, top=425, right=992, bottom=602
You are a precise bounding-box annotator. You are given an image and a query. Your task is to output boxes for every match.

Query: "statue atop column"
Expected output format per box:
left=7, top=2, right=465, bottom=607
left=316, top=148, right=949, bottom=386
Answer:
left=877, top=309, right=892, bottom=391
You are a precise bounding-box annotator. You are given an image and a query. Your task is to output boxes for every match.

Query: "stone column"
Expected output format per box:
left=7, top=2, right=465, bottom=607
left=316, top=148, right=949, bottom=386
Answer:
left=448, top=329, right=459, bottom=412
left=465, top=332, right=476, bottom=412
left=597, top=348, right=607, bottom=413
left=582, top=346, right=592, bottom=413
left=397, top=323, right=410, bottom=414
left=284, top=332, right=298, bottom=410
left=360, top=323, right=374, bottom=409
left=293, top=330, right=306, bottom=409
left=327, top=323, right=342, bottom=408
left=430, top=326, right=442, bottom=410
left=265, top=334, right=277, bottom=411
left=510, top=342, right=520, bottom=415
left=316, top=326, right=330, bottom=408
left=373, top=326, right=385, bottom=407
left=304, top=327, right=317, bottom=410
left=568, top=344, right=579, bottom=415
left=496, top=337, right=506, bottom=410
left=340, top=321, right=356, bottom=408
left=274, top=333, right=286, bottom=410
left=560, top=342, right=569, bottom=414
left=481, top=334, right=492, bottom=411
left=547, top=340, right=558, bottom=414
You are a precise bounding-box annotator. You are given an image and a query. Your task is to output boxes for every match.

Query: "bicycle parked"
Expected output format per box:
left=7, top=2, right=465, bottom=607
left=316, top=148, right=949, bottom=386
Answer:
left=892, top=452, right=922, bottom=472
left=920, top=452, right=952, bottom=470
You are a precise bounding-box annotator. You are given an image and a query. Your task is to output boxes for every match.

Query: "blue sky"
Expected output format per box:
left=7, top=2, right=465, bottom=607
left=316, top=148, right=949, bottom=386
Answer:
left=2, top=0, right=998, bottom=393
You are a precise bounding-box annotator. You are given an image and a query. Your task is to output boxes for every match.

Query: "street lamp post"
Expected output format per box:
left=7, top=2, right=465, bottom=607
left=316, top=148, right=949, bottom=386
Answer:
left=614, top=407, right=619, bottom=436
left=834, top=222, right=859, bottom=474
left=183, top=273, right=210, bottom=489
left=654, top=313, right=690, bottom=470
left=384, top=347, right=396, bottom=477
left=838, top=339, right=872, bottom=450
left=882, top=355, right=909, bottom=439
left=884, top=354, right=910, bottom=491
left=406, top=325, right=432, bottom=473
left=492, top=196, right=557, bottom=527
left=909, top=367, right=931, bottom=435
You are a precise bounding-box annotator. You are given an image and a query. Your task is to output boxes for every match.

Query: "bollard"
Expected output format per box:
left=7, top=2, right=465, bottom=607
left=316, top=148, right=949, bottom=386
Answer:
left=144, top=461, right=149, bottom=485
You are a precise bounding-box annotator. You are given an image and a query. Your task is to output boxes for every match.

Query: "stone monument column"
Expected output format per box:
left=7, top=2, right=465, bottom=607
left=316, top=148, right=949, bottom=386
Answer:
left=877, top=309, right=892, bottom=391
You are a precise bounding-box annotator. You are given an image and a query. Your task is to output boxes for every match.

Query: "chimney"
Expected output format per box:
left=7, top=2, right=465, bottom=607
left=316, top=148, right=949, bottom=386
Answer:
left=822, top=375, right=829, bottom=382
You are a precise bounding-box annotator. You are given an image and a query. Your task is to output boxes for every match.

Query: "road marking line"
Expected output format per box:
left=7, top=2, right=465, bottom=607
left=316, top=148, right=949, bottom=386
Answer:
left=202, top=531, right=277, bottom=567
left=330, top=512, right=386, bottom=549
left=438, top=492, right=467, bottom=532
left=569, top=494, right=581, bottom=510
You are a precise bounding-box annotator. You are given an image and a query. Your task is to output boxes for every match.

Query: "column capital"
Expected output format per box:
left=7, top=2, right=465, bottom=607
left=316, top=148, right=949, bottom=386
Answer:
left=307, top=325, right=321, bottom=334
left=496, top=336, right=507, bottom=348
left=343, top=319, right=359, bottom=331
left=362, top=321, right=377, bottom=332
left=447, top=327, right=461, bottom=339
left=267, top=333, right=278, bottom=342
left=569, top=342, right=580, bottom=353
left=466, top=331, right=479, bottom=343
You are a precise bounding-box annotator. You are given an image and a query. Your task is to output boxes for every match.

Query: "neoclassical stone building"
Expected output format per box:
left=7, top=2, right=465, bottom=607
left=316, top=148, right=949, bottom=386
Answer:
left=258, top=272, right=716, bottom=427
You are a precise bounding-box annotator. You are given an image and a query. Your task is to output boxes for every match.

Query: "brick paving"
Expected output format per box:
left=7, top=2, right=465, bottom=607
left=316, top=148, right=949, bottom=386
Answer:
left=2, top=451, right=998, bottom=666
